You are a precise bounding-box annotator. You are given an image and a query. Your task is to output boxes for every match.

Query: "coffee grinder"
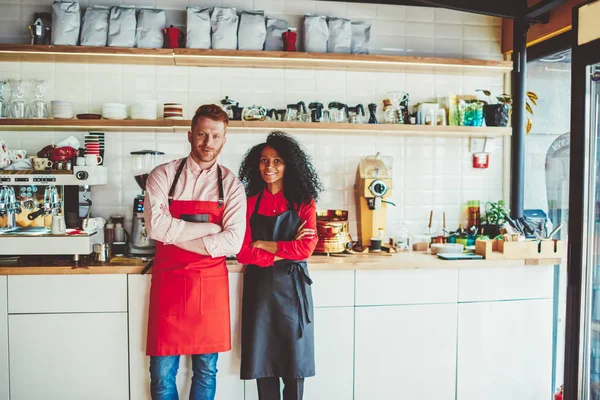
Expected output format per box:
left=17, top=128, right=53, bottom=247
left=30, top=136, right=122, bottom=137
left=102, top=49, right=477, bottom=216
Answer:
left=129, top=150, right=164, bottom=256
left=356, top=153, right=394, bottom=249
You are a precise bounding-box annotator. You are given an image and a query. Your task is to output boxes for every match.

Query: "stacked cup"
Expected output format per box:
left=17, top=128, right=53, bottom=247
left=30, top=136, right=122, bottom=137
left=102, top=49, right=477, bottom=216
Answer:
left=84, top=133, right=104, bottom=166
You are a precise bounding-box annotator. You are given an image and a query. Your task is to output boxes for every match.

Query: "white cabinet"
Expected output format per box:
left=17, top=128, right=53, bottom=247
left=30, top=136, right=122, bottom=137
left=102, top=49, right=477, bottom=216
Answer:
left=310, top=270, right=354, bottom=307
left=354, top=303, right=458, bottom=400
left=245, top=307, right=355, bottom=400
left=0, top=277, right=8, bottom=400
left=9, top=312, right=129, bottom=400
left=355, top=268, right=459, bottom=306
left=128, top=273, right=244, bottom=400
left=456, top=299, right=553, bottom=400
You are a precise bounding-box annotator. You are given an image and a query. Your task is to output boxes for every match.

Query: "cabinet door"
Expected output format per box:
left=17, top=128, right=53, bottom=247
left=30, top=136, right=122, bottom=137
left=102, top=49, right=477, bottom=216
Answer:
left=354, top=304, right=458, bottom=400
left=245, top=307, right=355, bottom=400
left=456, top=299, right=553, bottom=400
left=128, top=273, right=245, bottom=400
left=0, top=277, right=8, bottom=400
left=9, top=312, right=129, bottom=400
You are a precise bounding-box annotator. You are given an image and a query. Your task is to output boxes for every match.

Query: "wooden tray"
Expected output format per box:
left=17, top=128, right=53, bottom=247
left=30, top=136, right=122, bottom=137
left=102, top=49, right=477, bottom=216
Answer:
left=475, top=239, right=564, bottom=260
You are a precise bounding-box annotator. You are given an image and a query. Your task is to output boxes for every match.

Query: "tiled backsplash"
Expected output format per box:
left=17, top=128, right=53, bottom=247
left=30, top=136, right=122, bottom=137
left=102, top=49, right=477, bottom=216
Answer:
left=0, top=0, right=505, bottom=238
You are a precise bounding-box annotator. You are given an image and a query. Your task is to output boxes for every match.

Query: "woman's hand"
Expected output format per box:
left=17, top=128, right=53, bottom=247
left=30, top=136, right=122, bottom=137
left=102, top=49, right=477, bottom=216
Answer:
left=295, top=220, right=316, bottom=241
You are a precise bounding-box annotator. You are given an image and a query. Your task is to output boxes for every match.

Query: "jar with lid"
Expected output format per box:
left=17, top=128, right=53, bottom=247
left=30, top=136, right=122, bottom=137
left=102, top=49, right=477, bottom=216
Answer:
left=436, top=108, right=447, bottom=126
left=425, top=109, right=435, bottom=125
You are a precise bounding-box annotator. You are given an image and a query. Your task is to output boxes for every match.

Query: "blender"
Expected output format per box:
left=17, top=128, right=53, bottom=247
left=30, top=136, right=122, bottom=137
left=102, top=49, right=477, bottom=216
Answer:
left=129, top=150, right=164, bottom=256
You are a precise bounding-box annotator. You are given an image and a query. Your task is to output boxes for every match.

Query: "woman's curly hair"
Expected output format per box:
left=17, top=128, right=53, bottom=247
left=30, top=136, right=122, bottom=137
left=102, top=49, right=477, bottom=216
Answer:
left=239, top=131, right=323, bottom=205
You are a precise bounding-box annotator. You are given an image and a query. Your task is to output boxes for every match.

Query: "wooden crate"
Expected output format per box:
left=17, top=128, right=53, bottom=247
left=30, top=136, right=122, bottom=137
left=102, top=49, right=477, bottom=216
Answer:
left=475, top=239, right=564, bottom=260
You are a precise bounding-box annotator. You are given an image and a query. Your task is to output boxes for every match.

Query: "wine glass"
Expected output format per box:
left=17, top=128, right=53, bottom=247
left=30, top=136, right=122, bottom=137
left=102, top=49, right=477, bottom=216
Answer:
left=27, top=79, right=49, bottom=119
left=8, top=79, right=27, bottom=119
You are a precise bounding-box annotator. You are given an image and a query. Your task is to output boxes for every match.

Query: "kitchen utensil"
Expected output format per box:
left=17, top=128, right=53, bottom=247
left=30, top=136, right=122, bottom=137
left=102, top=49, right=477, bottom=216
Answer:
left=82, top=218, right=98, bottom=232
left=32, top=158, right=52, bottom=170
left=431, top=243, right=464, bottom=255
left=76, top=157, right=86, bottom=166
left=282, top=28, right=297, bottom=51
left=388, top=91, right=410, bottom=124
left=315, top=209, right=352, bottom=254
left=51, top=100, right=74, bottom=119
left=267, top=108, right=279, bottom=121
left=220, top=96, right=236, bottom=119
left=163, top=103, right=183, bottom=120
left=51, top=214, right=66, bottom=235
left=370, top=238, right=382, bottom=251
left=27, top=80, right=49, bottom=119
left=85, top=154, right=102, bottom=166
left=347, top=104, right=365, bottom=123
left=242, top=105, right=267, bottom=121
left=51, top=146, right=78, bottom=161
left=308, top=102, right=324, bottom=122
left=29, top=16, right=51, bottom=45
left=328, top=102, right=348, bottom=123
left=368, top=103, right=377, bottom=124
left=94, top=243, right=111, bottom=262
left=8, top=79, right=27, bottom=119
left=547, top=223, right=563, bottom=239
left=284, top=102, right=307, bottom=122
left=76, top=113, right=102, bottom=119
left=163, top=25, right=182, bottom=48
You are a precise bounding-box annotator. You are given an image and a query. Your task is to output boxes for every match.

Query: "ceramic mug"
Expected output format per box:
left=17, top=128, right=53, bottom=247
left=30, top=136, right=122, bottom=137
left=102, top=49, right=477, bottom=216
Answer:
left=92, top=217, right=106, bottom=230
left=82, top=218, right=98, bottom=232
left=51, top=215, right=66, bottom=235
left=84, top=154, right=102, bottom=166
left=32, top=157, right=52, bottom=170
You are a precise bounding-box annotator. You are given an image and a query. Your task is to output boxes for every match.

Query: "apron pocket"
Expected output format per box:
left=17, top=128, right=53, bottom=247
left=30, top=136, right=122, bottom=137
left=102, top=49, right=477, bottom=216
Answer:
left=158, top=275, right=187, bottom=316
left=200, top=275, right=229, bottom=313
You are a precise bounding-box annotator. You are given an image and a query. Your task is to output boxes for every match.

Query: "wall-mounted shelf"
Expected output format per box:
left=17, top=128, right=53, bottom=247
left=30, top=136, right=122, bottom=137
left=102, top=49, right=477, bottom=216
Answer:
left=0, top=119, right=511, bottom=137
left=0, top=44, right=513, bottom=75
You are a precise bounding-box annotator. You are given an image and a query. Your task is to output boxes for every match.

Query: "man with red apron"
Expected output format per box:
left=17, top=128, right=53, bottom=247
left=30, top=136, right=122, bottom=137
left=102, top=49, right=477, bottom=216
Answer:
left=143, top=104, right=246, bottom=400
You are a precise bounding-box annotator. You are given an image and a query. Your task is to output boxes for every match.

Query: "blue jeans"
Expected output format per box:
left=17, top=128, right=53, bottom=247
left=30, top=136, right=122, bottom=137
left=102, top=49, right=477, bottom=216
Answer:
left=150, top=353, right=219, bottom=400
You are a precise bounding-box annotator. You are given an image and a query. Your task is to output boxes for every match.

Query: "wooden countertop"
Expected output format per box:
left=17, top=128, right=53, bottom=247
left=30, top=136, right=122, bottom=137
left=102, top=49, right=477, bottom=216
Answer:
left=0, top=252, right=562, bottom=275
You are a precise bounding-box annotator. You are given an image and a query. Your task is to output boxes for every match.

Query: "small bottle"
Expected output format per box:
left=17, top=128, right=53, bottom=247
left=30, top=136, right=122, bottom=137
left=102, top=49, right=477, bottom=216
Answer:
left=425, top=109, right=435, bottom=125
left=437, top=108, right=447, bottom=126
left=377, top=228, right=385, bottom=241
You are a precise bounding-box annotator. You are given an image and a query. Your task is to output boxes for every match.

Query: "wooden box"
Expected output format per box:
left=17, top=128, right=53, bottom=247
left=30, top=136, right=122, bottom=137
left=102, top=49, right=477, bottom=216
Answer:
left=475, top=239, right=564, bottom=260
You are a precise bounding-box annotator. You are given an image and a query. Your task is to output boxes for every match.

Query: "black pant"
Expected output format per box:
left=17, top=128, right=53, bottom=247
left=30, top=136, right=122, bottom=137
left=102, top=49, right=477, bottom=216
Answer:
left=257, top=377, right=304, bottom=400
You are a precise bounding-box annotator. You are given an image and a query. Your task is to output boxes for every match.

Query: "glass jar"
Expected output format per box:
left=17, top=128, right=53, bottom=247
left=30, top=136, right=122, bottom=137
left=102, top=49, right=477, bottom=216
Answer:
left=467, top=200, right=481, bottom=229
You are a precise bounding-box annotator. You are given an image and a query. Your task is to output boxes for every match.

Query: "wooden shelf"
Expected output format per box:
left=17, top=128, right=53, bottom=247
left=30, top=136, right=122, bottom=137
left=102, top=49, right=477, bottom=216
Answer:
left=0, top=44, right=512, bottom=75
left=0, top=118, right=511, bottom=137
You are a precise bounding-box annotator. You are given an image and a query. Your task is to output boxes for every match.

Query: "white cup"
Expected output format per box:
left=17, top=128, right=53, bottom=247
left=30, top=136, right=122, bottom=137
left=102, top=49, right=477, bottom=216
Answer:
left=82, top=218, right=98, bottom=232
left=93, top=217, right=106, bottom=229
left=76, top=157, right=86, bottom=166
left=51, top=215, right=66, bottom=235
left=85, top=154, right=102, bottom=166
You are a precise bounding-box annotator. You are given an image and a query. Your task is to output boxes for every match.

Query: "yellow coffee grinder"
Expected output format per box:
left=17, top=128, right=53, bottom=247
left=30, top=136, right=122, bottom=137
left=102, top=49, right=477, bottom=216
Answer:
left=356, top=153, right=394, bottom=250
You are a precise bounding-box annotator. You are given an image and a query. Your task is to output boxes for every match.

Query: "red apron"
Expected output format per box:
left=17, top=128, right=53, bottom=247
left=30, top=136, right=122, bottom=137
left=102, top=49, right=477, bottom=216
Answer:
left=146, top=159, right=230, bottom=356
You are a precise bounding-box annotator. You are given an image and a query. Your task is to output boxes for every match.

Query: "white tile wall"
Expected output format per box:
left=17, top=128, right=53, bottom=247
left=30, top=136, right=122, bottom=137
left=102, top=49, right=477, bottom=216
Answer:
left=0, top=0, right=505, bottom=239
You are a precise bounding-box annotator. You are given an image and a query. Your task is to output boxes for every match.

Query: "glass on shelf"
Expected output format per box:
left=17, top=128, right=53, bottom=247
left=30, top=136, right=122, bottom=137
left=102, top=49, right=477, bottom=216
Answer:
left=463, top=101, right=484, bottom=127
left=27, top=79, right=48, bottom=119
left=387, top=91, right=408, bottom=124
left=7, top=79, right=27, bottom=119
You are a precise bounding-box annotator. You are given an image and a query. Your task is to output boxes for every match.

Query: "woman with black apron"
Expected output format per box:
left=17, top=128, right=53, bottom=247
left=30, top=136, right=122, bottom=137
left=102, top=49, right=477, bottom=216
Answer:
left=237, top=132, right=323, bottom=400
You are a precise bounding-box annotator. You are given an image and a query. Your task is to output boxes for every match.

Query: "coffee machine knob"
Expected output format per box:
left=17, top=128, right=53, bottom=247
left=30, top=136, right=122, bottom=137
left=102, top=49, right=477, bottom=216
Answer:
left=76, top=170, right=89, bottom=181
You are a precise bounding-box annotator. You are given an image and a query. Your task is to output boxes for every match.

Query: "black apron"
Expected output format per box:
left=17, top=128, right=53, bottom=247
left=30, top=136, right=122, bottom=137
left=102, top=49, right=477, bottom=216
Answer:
left=240, top=190, right=315, bottom=380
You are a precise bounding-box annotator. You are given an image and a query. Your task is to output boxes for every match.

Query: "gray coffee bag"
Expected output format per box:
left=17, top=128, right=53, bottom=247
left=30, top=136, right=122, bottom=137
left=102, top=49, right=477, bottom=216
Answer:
left=265, top=17, right=288, bottom=51
left=186, top=7, right=211, bottom=49
left=351, top=21, right=371, bottom=54
left=303, top=15, right=328, bottom=53
left=237, top=11, right=266, bottom=50
left=211, top=7, right=238, bottom=50
left=136, top=8, right=166, bottom=48
left=80, top=5, right=109, bottom=47
left=51, top=1, right=81, bottom=46
left=107, top=6, right=136, bottom=47
left=327, top=18, right=351, bottom=53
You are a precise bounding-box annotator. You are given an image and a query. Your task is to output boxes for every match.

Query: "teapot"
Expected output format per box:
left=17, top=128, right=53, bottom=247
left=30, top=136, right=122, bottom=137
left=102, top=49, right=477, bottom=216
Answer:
left=50, top=146, right=78, bottom=162
left=347, top=104, right=365, bottom=123
left=284, top=101, right=308, bottom=122
left=309, top=102, right=327, bottom=122
left=328, top=102, right=348, bottom=123
left=220, top=96, right=236, bottom=119
left=242, top=105, right=267, bottom=121
left=163, top=25, right=183, bottom=49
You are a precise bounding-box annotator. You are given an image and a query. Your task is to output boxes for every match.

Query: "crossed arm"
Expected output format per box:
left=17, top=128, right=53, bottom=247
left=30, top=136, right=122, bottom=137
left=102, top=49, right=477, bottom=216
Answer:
left=144, top=168, right=247, bottom=257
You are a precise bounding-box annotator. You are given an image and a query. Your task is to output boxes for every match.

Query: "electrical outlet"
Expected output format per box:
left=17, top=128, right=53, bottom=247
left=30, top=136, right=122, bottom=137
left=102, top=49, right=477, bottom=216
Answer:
left=469, top=138, right=486, bottom=153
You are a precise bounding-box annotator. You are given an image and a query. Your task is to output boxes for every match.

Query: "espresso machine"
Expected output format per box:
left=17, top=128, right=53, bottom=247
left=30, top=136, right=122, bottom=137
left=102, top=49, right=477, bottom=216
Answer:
left=356, top=153, right=394, bottom=248
left=129, top=150, right=164, bottom=256
left=0, top=166, right=107, bottom=261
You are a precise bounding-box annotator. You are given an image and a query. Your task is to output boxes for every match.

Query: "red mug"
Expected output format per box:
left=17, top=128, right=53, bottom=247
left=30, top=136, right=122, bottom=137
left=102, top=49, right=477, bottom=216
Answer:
left=164, top=25, right=182, bottom=49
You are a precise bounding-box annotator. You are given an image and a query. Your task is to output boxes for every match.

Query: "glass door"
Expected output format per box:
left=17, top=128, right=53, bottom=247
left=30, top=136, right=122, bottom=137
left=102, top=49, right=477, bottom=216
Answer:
left=582, top=65, right=600, bottom=400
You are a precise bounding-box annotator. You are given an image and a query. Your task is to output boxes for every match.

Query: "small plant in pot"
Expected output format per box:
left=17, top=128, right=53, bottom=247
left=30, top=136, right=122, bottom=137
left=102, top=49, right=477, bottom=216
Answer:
left=481, top=200, right=510, bottom=239
left=476, top=90, right=538, bottom=133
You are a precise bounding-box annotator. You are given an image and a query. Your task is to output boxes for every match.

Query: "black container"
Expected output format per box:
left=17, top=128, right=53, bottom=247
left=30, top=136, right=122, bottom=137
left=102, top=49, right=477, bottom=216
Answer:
left=483, top=103, right=511, bottom=127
